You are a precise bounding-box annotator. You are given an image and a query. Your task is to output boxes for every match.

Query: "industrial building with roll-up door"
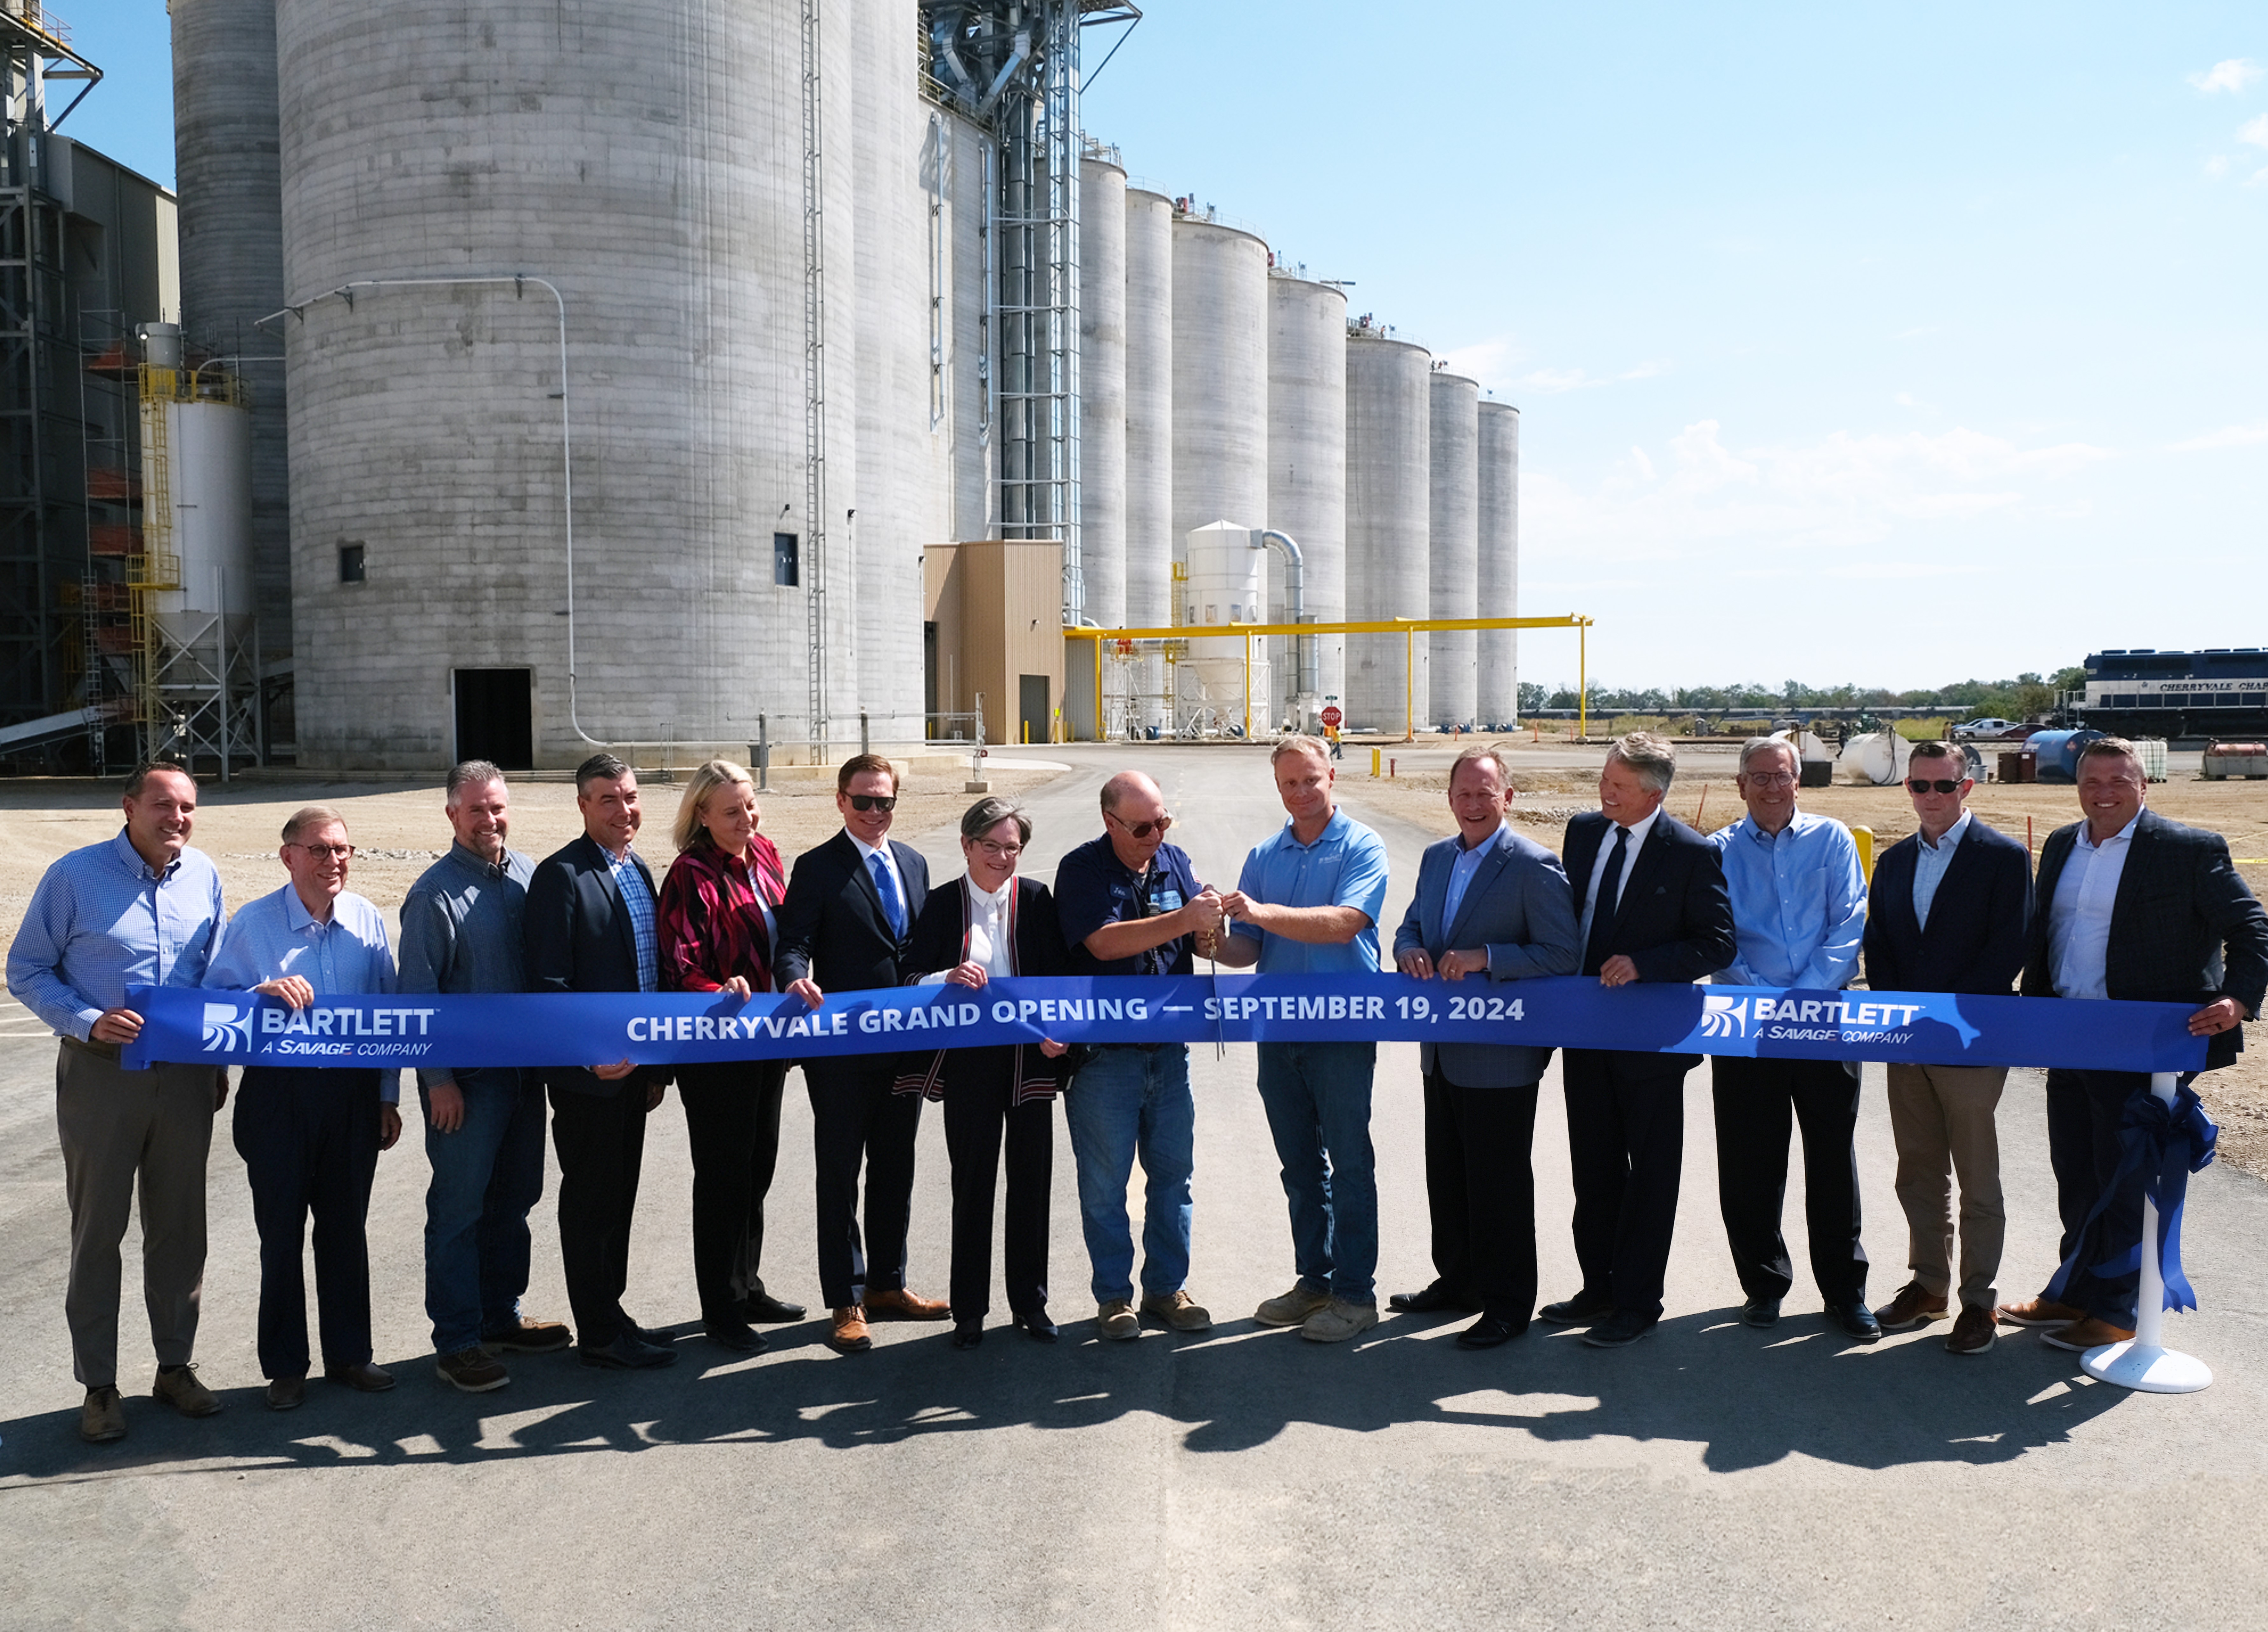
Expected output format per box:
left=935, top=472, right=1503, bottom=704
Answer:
left=5, top=0, right=1524, bottom=772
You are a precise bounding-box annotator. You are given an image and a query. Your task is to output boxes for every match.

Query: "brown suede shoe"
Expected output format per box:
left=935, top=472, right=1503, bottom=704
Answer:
left=80, top=1385, right=127, bottom=1443
left=1945, top=1304, right=1998, bottom=1355
left=152, top=1364, right=222, bottom=1418
left=829, top=1306, right=873, bottom=1354
left=1995, top=1296, right=2087, bottom=1328
left=2040, top=1316, right=2135, bottom=1353
left=863, top=1288, right=950, bottom=1321
left=481, top=1316, right=572, bottom=1354
left=1872, top=1282, right=1949, bottom=1333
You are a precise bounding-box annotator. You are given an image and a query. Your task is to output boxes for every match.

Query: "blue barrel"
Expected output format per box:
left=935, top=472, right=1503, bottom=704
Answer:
left=2026, top=728, right=2104, bottom=782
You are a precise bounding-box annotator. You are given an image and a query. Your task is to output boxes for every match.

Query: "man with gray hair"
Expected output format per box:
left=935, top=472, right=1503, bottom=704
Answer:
left=398, top=761, right=568, bottom=1394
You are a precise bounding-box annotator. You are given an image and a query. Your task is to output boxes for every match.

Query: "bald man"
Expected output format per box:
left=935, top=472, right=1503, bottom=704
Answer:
left=1054, top=771, right=1225, bottom=1340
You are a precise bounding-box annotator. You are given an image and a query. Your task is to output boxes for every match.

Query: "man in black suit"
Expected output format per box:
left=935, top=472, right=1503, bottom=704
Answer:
left=1861, top=741, right=2032, bottom=1356
left=1999, top=737, right=2268, bottom=1353
left=1543, top=732, right=1735, bottom=1348
left=775, top=754, right=946, bottom=1355
left=524, top=754, right=674, bottom=1370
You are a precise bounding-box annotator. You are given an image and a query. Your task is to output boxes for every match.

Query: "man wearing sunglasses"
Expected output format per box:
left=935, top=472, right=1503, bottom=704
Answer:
left=1860, top=742, right=2032, bottom=1355
left=775, top=754, right=943, bottom=1354
left=1055, top=770, right=1225, bottom=1339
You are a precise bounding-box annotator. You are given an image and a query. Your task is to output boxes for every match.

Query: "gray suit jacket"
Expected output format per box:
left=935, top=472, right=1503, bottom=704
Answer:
left=1393, top=824, right=1580, bottom=1088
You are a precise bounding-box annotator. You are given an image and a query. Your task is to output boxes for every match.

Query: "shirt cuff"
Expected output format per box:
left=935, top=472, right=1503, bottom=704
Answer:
left=68, top=1006, right=100, bottom=1043
left=918, top=970, right=949, bottom=985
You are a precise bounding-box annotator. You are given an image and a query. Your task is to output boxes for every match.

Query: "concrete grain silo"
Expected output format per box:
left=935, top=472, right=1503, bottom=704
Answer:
left=1076, top=153, right=1127, bottom=734
left=1342, top=332, right=1430, bottom=735
left=1265, top=272, right=1346, bottom=726
left=272, top=0, right=864, bottom=769
left=1123, top=187, right=1174, bottom=730
left=1427, top=370, right=1479, bottom=730
left=1476, top=400, right=1520, bottom=727
left=941, top=111, right=995, bottom=547
left=172, top=0, right=293, bottom=661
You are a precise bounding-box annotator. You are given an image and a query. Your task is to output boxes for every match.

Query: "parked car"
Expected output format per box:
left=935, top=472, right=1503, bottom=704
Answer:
left=1952, top=717, right=2021, bottom=741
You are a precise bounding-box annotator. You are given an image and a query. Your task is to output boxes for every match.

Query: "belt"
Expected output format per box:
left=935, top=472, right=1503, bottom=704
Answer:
left=61, top=1034, right=122, bottom=1063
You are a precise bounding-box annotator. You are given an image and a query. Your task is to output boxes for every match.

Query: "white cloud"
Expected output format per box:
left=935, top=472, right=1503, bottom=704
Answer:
left=2190, top=59, right=2263, bottom=94
left=2242, top=113, right=2268, bottom=147
left=1513, top=360, right=1668, bottom=395
left=2205, top=154, right=2232, bottom=179
left=2170, top=421, right=2268, bottom=451
left=1436, top=335, right=1520, bottom=384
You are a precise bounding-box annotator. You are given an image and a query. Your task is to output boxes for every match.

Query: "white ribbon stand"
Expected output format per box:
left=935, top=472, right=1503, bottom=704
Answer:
left=2081, top=1070, right=2213, bottom=1394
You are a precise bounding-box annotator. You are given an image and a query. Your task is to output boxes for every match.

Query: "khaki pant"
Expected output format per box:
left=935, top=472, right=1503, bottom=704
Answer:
left=1885, top=1062, right=2006, bottom=1310
left=55, top=1041, right=219, bottom=1388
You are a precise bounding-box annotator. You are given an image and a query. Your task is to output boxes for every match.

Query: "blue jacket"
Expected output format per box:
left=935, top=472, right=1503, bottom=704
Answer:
left=1861, top=818, right=2031, bottom=998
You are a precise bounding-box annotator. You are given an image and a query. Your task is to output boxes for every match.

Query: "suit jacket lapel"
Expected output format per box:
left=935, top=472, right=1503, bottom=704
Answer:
left=840, top=830, right=888, bottom=923
left=1606, top=819, right=1665, bottom=936
left=2106, top=810, right=2161, bottom=949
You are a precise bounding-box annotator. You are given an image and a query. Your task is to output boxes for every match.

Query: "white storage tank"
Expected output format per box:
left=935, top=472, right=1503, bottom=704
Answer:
left=1182, top=521, right=1270, bottom=734
left=1169, top=215, right=1269, bottom=572
left=151, top=394, right=257, bottom=633
left=1266, top=271, right=1346, bottom=728
left=1475, top=400, right=1520, bottom=727
left=1343, top=331, right=1430, bottom=734
left=1124, top=187, right=1175, bottom=732
left=1427, top=370, right=1479, bottom=730
left=1079, top=155, right=1128, bottom=632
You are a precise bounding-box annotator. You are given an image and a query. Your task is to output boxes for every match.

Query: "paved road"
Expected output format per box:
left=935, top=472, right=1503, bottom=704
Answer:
left=3, top=743, right=2266, bottom=1629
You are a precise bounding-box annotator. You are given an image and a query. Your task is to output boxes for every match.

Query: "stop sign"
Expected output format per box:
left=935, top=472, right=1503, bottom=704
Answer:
left=1320, top=706, right=1342, bottom=728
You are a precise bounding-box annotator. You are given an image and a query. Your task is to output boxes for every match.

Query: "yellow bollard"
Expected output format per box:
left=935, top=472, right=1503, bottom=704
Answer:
left=1371, top=747, right=1381, bottom=778
left=1851, top=824, right=1874, bottom=884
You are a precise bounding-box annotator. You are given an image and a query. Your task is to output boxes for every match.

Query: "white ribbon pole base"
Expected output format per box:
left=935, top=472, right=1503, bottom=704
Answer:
left=2082, top=1071, right=2212, bottom=1394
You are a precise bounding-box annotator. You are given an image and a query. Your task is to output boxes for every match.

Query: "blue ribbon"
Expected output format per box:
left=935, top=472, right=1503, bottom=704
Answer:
left=2045, top=1083, right=2219, bottom=1315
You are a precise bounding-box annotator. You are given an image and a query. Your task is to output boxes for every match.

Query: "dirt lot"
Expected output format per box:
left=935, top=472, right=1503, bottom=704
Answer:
left=1344, top=750, right=2268, bottom=1176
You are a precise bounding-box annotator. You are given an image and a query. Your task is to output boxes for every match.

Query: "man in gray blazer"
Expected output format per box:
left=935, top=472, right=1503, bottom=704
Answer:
left=1390, top=745, right=1582, bottom=1348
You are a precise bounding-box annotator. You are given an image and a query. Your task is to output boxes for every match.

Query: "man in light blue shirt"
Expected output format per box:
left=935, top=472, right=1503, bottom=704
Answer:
left=6, top=761, right=228, bottom=1442
left=1216, top=736, right=1391, bottom=1341
left=1708, top=737, right=1878, bottom=1342
left=205, top=805, right=402, bottom=1409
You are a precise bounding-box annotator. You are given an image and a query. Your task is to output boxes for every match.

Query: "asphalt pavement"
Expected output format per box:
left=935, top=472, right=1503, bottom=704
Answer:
left=2, top=742, right=2265, bottom=1630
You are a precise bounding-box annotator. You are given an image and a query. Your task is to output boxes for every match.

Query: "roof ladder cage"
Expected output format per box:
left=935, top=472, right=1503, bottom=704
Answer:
left=801, top=0, right=830, bottom=754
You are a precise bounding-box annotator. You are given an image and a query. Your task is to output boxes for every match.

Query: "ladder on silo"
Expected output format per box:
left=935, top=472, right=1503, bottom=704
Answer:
left=801, top=0, right=830, bottom=757
left=131, top=363, right=182, bottom=765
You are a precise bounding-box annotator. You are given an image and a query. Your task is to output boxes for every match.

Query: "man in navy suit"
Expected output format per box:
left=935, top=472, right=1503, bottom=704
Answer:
left=1860, top=741, right=2031, bottom=1356
left=1999, top=737, right=2268, bottom=1354
left=775, top=754, right=945, bottom=1355
left=1389, top=745, right=1581, bottom=1349
left=524, top=754, right=674, bottom=1370
left=1544, top=733, right=1736, bottom=1348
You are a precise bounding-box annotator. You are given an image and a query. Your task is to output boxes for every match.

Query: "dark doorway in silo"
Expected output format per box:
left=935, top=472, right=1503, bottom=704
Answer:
left=454, top=668, right=534, bottom=769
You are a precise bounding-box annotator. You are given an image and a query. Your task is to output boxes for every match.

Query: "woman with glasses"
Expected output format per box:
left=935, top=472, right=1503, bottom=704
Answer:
left=897, top=796, right=1072, bottom=1348
left=656, top=759, right=803, bottom=1354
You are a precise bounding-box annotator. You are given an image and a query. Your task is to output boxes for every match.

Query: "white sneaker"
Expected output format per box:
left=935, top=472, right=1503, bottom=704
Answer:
left=1301, top=1297, right=1381, bottom=1343
left=1255, top=1286, right=1333, bottom=1327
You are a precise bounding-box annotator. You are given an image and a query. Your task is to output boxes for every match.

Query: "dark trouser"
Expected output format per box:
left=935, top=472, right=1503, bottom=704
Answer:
left=807, top=1059, right=923, bottom=1310
left=233, top=1066, right=382, bottom=1379
left=1562, top=1049, right=1689, bottom=1320
left=1711, top=1056, right=1868, bottom=1305
left=940, top=1047, right=1053, bottom=1322
left=2044, top=1067, right=2193, bottom=1327
left=677, top=1057, right=789, bottom=1323
left=1422, top=1068, right=1540, bottom=1325
left=549, top=1077, right=651, bottom=1349
left=421, top=1067, right=547, bottom=1355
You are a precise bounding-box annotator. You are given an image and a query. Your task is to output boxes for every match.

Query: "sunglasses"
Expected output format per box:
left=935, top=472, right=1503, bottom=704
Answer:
left=1905, top=778, right=1966, bottom=795
left=846, top=794, right=897, bottom=813
left=1106, top=810, right=1175, bottom=840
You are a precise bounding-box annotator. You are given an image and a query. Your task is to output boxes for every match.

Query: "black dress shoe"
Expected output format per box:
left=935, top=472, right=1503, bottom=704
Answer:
left=1581, top=1309, right=1660, bottom=1348
left=1454, top=1314, right=1527, bottom=1350
left=703, top=1317, right=768, bottom=1355
left=1015, top=1308, right=1060, bottom=1344
left=579, top=1331, right=677, bottom=1370
left=1538, top=1291, right=1616, bottom=1326
left=951, top=1321, right=985, bottom=1350
left=1389, top=1281, right=1479, bottom=1315
left=1827, top=1300, right=1882, bottom=1343
left=741, top=1291, right=807, bottom=1324
left=1741, top=1296, right=1782, bottom=1328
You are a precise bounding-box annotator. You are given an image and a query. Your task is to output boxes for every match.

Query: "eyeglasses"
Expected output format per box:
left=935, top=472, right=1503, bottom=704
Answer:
left=1905, top=778, right=1966, bottom=795
left=288, top=842, right=355, bottom=860
left=1741, top=772, right=1797, bottom=789
left=1106, top=810, right=1175, bottom=839
left=846, top=794, right=897, bottom=813
left=973, top=839, right=1023, bottom=860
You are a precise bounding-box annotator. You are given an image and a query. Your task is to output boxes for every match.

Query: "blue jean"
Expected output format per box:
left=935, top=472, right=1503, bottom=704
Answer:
left=421, top=1068, right=547, bottom=1354
left=1065, top=1044, right=1194, bottom=1304
left=1254, top=1041, right=1379, bottom=1302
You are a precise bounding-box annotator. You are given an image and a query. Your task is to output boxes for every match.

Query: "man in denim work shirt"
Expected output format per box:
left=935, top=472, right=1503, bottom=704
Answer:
left=1214, top=736, right=1391, bottom=1343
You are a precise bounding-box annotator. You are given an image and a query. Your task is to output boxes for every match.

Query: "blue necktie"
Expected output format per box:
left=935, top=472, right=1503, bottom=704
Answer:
left=868, top=852, right=906, bottom=938
left=1582, top=826, right=1628, bottom=977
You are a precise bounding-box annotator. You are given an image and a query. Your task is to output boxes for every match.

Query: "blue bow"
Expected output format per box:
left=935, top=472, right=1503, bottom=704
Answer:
left=2046, top=1083, right=2218, bottom=1315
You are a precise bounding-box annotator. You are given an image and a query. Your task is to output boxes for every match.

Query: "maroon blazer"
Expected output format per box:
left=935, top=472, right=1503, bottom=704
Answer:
left=658, top=832, right=786, bottom=994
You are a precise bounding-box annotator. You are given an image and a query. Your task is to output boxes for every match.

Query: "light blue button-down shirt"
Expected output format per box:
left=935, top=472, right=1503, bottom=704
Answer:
left=605, top=847, right=660, bottom=993
left=1230, top=806, right=1390, bottom=974
left=1443, top=826, right=1499, bottom=937
left=1710, top=810, right=1868, bottom=989
left=2047, top=811, right=2139, bottom=1001
left=206, top=883, right=402, bottom=1099
left=1911, top=809, right=1972, bottom=930
left=6, top=830, right=226, bottom=1042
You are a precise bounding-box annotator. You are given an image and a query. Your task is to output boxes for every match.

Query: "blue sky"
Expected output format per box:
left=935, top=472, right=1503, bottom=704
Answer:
left=64, top=2, right=2268, bottom=693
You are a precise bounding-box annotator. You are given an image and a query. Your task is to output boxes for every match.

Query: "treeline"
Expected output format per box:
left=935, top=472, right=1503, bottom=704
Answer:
left=1518, top=667, right=2090, bottom=719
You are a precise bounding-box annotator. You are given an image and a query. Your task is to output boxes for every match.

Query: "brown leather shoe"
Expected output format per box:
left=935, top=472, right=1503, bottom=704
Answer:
left=324, top=1361, right=396, bottom=1393
left=2040, top=1316, right=2135, bottom=1353
left=863, top=1288, right=950, bottom=1321
left=1945, top=1304, right=1998, bottom=1355
left=152, top=1363, right=222, bottom=1418
left=79, top=1385, right=127, bottom=1443
left=828, top=1306, right=873, bottom=1354
left=1994, top=1296, right=2087, bottom=1328
left=1872, top=1282, right=1949, bottom=1333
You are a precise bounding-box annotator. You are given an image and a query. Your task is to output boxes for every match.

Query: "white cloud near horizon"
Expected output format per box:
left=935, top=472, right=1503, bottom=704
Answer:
left=2171, top=421, right=2268, bottom=451
left=2241, top=113, right=2268, bottom=147
left=2190, top=59, right=2263, bottom=94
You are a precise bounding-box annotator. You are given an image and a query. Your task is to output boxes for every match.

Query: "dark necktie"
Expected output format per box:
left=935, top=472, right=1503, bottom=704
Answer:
left=868, top=851, right=906, bottom=938
left=1582, top=825, right=1629, bottom=977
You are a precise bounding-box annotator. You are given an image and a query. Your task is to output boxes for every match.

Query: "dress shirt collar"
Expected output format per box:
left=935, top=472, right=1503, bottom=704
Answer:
left=967, top=872, right=1014, bottom=913
left=2076, top=810, right=2142, bottom=854
left=848, top=831, right=894, bottom=867
left=1458, top=819, right=1508, bottom=854
left=1734, top=808, right=1816, bottom=846
left=1918, top=809, right=1973, bottom=852
left=1608, top=805, right=1662, bottom=851
left=110, top=827, right=181, bottom=882
left=1280, top=806, right=1349, bottom=851
left=281, top=883, right=334, bottom=931
left=447, top=839, right=515, bottom=879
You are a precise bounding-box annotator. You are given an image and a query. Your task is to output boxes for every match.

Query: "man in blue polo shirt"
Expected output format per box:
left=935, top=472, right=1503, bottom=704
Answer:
left=1216, top=735, right=1391, bottom=1342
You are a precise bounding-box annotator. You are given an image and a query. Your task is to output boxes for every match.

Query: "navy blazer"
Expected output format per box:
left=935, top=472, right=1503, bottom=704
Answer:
left=773, top=830, right=932, bottom=995
left=524, top=833, right=665, bottom=1094
left=1559, top=810, right=1736, bottom=1075
left=2021, top=808, right=2268, bottom=1070
left=1862, top=817, right=2032, bottom=997
left=1392, top=824, right=1580, bottom=1088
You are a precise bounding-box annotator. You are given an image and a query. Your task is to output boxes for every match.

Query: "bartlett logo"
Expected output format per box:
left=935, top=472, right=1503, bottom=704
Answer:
left=1699, top=994, right=1748, bottom=1039
left=200, top=1002, right=252, bottom=1053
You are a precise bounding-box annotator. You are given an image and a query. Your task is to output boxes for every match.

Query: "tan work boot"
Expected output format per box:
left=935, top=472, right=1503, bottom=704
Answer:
left=1096, top=1298, right=1140, bottom=1340
left=1255, top=1286, right=1333, bottom=1327
left=1140, top=1289, right=1213, bottom=1332
left=1300, top=1297, right=1380, bottom=1344
left=79, top=1385, right=126, bottom=1443
left=153, top=1364, right=222, bottom=1418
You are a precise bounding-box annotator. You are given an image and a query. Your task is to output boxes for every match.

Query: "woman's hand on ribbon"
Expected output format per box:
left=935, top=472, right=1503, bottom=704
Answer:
left=945, top=961, right=989, bottom=989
